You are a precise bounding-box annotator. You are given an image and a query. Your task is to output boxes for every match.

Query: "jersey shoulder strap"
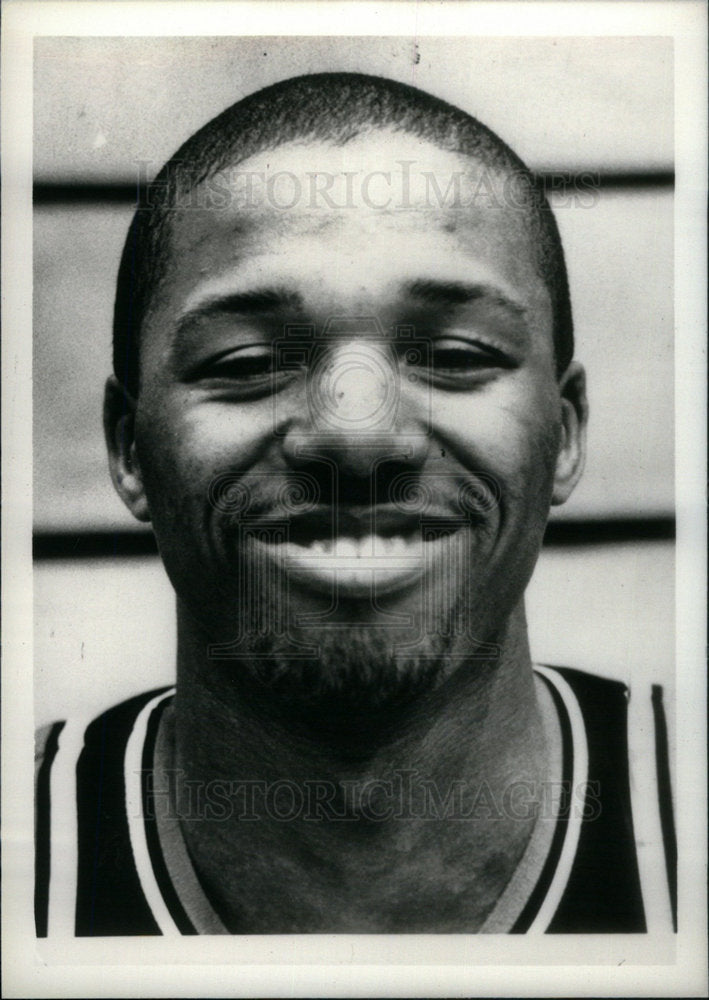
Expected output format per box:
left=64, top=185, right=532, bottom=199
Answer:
left=35, top=687, right=174, bottom=937
left=529, top=666, right=676, bottom=933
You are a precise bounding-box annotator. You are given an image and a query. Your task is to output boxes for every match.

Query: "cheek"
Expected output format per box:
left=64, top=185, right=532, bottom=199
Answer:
left=434, top=381, right=561, bottom=501
left=134, top=395, right=275, bottom=521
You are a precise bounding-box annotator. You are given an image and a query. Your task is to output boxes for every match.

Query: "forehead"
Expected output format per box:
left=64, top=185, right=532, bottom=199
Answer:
left=152, top=131, right=548, bottom=322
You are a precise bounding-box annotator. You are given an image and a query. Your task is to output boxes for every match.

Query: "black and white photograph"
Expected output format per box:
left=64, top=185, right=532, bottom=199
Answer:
left=2, top=2, right=706, bottom=996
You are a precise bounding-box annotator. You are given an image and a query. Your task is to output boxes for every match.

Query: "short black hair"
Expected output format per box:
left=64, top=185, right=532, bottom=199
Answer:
left=113, top=72, right=573, bottom=396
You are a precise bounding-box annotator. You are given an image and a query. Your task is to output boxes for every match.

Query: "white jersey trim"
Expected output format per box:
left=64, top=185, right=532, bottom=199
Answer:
left=627, top=683, right=675, bottom=932
left=124, top=688, right=180, bottom=936
left=528, top=665, right=589, bottom=933
left=47, top=719, right=86, bottom=937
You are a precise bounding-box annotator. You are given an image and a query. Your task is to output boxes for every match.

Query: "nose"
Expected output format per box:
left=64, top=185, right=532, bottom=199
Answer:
left=281, top=340, right=429, bottom=479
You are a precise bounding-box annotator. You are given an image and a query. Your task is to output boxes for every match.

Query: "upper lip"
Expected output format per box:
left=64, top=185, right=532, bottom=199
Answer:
left=250, top=504, right=463, bottom=542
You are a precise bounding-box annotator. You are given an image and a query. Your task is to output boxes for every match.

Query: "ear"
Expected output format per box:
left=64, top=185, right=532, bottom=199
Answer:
left=552, top=361, right=588, bottom=506
left=103, top=376, right=151, bottom=522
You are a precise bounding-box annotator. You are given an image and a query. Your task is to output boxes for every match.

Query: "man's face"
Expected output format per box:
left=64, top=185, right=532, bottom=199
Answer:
left=119, top=131, right=584, bottom=712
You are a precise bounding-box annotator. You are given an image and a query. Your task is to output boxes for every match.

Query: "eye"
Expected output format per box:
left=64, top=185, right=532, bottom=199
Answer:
left=190, top=342, right=305, bottom=393
left=206, top=344, right=276, bottom=381
left=414, top=337, right=516, bottom=382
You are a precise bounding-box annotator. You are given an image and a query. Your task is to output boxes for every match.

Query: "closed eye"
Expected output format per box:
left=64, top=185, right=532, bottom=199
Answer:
left=207, top=344, right=275, bottom=380
left=407, top=337, right=517, bottom=384
left=188, top=343, right=301, bottom=395
left=189, top=335, right=516, bottom=395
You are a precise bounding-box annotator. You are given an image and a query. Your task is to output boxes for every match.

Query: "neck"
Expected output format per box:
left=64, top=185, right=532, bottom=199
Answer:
left=170, top=603, right=551, bottom=932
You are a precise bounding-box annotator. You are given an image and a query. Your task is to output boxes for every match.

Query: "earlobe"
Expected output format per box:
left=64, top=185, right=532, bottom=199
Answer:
left=103, top=376, right=151, bottom=522
left=552, top=361, right=588, bottom=506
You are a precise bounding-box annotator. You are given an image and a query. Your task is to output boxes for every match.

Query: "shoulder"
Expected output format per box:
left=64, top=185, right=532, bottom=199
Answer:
left=536, top=664, right=672, bottom=787
left=536, top=662, right=630, bottom=695
left=35, top=722, right=59, bottom=769
left=535, top=663, right=676, bottom=933
left=35, top=687, right=176, bottom=789
left=535, top=663, right=668, bottom=726
left=35, top=686, right=176, bottom=938
left=36, top=687, right=175, bottom=740
left=534, top=663, right=672, bottom=795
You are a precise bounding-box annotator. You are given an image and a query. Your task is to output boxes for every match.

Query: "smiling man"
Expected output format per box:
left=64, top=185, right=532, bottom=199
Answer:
left=35, top=73, right=676, bottom=936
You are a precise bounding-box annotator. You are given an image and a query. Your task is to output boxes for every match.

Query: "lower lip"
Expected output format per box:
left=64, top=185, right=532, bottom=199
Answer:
left=251, top=531, right=463, bottom=598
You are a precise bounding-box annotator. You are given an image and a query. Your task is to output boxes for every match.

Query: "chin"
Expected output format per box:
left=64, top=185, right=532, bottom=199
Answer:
left=235, top=624, right=457, bottom=720
left=200, top=544, right=504, bottom=720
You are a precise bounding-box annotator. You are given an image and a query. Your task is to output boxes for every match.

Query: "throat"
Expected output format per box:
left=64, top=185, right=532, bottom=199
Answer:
left=163, top=634, right=554, bottom=932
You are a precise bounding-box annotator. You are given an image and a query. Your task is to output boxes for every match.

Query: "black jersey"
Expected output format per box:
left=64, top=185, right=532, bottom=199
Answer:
left=35, top=666, right=676, bottom=936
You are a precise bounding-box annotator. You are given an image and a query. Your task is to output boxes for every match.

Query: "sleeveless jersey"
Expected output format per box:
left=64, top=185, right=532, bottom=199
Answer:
left=35, top=666, right=677, bottom=936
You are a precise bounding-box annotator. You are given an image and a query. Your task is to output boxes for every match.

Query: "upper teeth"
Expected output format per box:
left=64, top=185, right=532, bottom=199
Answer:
left=285, top=533, right=422, bottom=561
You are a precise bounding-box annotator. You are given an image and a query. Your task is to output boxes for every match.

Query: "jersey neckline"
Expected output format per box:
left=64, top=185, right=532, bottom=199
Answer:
left=125, top=665, right=588, bottom=935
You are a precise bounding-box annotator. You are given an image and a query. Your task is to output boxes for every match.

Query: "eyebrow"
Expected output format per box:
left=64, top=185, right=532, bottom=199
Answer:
left=404, top=279, right=527, bottom=317
left=175, top=286, right=305, bottom=335
left=173, top=278, right=529, bottom=349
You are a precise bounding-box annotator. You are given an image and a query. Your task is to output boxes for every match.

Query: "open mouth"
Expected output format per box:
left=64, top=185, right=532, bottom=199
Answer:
left=249, top=507, right=466, bottom=597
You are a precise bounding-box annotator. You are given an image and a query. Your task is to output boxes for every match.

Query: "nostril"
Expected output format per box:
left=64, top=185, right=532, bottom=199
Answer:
left=276, top=456, right=431, bottom=510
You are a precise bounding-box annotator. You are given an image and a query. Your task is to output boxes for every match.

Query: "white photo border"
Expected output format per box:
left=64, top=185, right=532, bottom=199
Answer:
left=2, top=2, right=706, bottom=997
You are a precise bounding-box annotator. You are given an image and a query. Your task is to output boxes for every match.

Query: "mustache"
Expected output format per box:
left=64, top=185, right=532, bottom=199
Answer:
left=208, top=469, right=501, bottom=524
